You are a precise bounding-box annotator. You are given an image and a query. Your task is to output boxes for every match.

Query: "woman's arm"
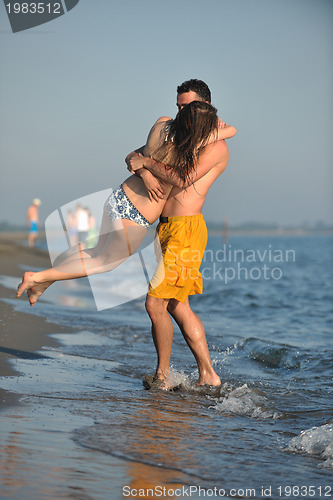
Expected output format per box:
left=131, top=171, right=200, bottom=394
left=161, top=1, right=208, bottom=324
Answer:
left=206, top=120, right=237, bottom=144
left=217, top=120, right=237, bottom=139
left=127, top=116, right=235, bottom=188
left=125, top=146, right=145, bottom=170
left=126, top=116, right=171, bottom=175
left=129, top=141, right=227, bottom=188
left=129, top=123, right=234, bottom=188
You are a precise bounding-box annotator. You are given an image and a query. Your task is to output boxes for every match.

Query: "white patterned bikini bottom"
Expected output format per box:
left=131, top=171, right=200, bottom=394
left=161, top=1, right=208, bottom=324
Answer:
left=106, top=185, right=151, bottom=229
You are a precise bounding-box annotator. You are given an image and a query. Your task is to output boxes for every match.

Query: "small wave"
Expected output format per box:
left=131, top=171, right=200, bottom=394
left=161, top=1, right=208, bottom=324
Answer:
left=164, top=369, right=192, bottom=390
left=240, top=338, right=302, bottom=369
left=285, top=424, right=333, bottom=469
left=212, top=383, right=281, bottom=419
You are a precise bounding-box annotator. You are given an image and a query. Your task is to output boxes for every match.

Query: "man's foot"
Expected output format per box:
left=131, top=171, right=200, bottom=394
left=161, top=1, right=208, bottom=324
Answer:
left=142, top=374, right=180, bottom=392
left=142, top=374, right=163, bottom=390
left=196, top=372, right=221, bottom=387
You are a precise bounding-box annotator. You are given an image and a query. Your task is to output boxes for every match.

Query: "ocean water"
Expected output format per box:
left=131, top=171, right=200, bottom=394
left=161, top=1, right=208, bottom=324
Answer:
left=1, top=235, right=332, bottom=499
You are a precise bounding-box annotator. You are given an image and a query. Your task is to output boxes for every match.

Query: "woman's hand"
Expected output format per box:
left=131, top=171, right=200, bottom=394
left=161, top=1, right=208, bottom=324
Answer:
left=218, top=118, right=227, bottom=128
left=215, top=119, right=237, bottom=140
left=139, top=169, right=165, bottom=202
left=127, top=153, right=146, bottom=173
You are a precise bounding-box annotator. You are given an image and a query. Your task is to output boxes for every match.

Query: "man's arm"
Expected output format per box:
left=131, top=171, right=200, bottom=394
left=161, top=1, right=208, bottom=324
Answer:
left=126, top=119, right=235, bottom=171
left=135, top=167, right=166, bottom=202
left=127, top=116, right=235, bottom=187
left=126, top=153, right=167, bottom=200
left=130, top=140, right=228, bottom=187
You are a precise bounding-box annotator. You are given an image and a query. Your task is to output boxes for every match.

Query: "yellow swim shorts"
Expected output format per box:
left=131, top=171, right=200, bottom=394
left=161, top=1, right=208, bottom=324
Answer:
left=148, top=214, right=208, bottom=303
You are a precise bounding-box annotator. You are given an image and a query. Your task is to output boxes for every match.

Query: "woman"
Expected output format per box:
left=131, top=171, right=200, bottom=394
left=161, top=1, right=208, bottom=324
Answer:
left=17, top=102, right=236, bottom=306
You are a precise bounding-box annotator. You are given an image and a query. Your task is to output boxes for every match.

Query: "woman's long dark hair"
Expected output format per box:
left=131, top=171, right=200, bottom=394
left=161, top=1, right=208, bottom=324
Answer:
left=160, top=101, right=218, bottom=185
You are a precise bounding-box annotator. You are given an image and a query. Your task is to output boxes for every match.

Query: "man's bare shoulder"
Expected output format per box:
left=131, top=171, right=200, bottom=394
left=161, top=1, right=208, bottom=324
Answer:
left=202, top=139, right=229, bottom=161
left=188, top=139, right=229, bottom=184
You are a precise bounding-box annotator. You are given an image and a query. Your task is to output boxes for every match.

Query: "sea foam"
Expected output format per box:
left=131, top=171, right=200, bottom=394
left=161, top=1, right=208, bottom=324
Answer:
left=212, top=383, right=281, bottom=419
left=286, top=424, right=333, bottom=469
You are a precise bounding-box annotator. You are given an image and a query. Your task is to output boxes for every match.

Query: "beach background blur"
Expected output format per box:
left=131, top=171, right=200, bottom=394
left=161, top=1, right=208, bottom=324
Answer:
left=0, top=1, right=332, bottom=499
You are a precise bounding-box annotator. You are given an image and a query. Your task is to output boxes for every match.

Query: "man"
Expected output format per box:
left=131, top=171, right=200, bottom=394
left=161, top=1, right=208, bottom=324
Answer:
left=126, top=80, right=235, bottom=389
left=27, top=198, right=41, bottom=248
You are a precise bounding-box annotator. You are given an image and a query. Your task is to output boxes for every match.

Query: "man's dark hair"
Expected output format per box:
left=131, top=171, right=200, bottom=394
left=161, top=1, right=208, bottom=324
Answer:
left=177, top=79, right=211, bottom=103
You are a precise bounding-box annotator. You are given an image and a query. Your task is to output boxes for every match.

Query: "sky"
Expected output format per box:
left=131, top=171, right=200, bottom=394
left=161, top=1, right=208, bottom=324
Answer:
left=0, top=0, right=332, bottom=227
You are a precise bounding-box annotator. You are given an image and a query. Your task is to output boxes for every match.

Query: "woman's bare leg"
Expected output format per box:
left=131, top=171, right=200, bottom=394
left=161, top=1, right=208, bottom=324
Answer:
left=52, top=202, right=115, bottom=266
left=17, top=218, right=147, bottom=306
left=18, top=206, right=116, bottom=305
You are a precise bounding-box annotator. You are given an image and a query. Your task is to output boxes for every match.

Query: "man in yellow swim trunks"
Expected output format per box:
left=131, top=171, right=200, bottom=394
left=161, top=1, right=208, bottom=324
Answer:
left=127, top=80, right=235, bottom=388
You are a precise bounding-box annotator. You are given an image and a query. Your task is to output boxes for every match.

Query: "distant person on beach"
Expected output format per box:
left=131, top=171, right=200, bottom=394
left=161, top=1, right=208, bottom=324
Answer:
left=85, top=209, right=98, bottom=249
left=66, top=210, right=78, bottom=246
left=17, top=90, right=235, bottom=387
left=75, top=204, right=89, bottom=247
left=126, top=79, right=231, bottom=389
left=27, top=198, right=41, bottom=248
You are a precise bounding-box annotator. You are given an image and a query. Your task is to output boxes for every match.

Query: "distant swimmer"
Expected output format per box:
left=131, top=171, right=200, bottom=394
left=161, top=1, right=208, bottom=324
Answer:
left=66, top=209, right=78, bottom=246
left=27, top=198, right=41, bottom=248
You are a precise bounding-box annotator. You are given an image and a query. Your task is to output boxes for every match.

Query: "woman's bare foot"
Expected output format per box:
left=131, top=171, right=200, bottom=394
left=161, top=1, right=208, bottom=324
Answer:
left=27, top=281, right=53, bottom=306
left=17, top=272, right=37, bottom=297
left=17, top=272, right=52, bottom=306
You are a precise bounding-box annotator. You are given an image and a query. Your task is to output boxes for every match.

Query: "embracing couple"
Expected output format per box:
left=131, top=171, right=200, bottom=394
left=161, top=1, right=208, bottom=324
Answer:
left=17, top=79, right=236, bottom=390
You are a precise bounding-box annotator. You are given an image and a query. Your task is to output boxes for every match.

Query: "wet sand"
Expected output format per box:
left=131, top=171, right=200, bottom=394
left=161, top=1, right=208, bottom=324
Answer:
left=0, top=235, right=73, bottom=375
left=0, top=235, right=75, bottom=407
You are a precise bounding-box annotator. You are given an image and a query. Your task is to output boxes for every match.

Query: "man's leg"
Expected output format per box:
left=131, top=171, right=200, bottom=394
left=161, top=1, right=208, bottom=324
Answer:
left=28, top=231, right=36, bottom=248
left=167, top=298, right=221, bottom=386
left=145, top=295, right=174, bottom=381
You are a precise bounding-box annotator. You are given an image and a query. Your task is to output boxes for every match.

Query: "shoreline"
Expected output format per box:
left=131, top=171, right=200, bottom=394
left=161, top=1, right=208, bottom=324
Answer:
left=0, top=234, right=76, bottom=407
left=207, top=229, right=333, bottom=237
